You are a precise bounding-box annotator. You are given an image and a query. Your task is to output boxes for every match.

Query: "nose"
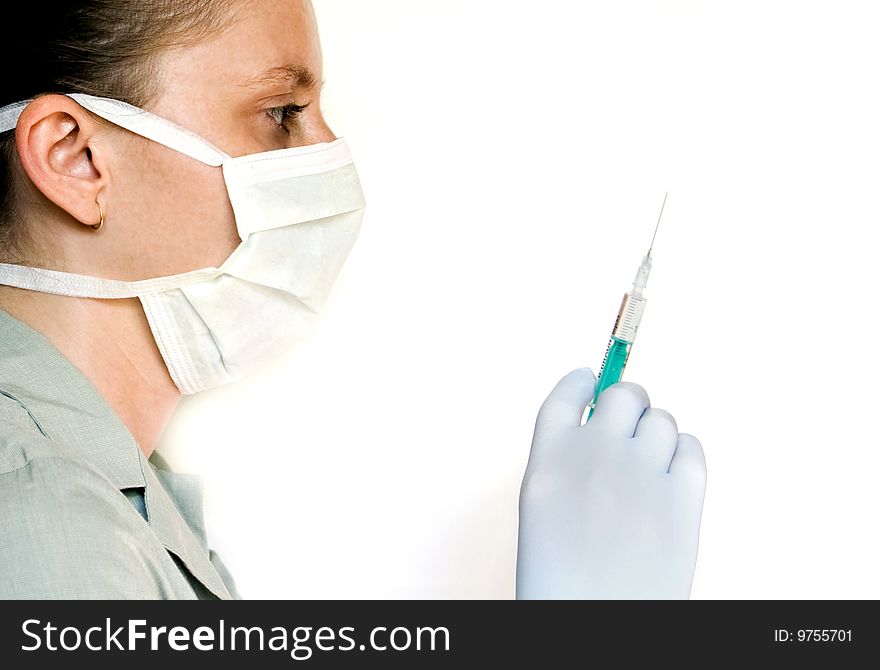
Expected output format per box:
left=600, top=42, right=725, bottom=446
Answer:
left=301, top=113, right=338, bottom=145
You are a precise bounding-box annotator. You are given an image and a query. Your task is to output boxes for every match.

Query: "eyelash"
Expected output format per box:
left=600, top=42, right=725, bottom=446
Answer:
left=266, top=102, right=310, bottom=133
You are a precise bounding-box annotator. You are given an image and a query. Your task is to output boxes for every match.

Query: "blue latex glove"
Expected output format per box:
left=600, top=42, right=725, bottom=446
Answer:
left=516, top=368, right=707, bottom=599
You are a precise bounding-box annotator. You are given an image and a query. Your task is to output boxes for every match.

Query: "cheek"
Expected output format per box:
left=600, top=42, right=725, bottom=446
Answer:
left=110, top=147, right=241, bottom=278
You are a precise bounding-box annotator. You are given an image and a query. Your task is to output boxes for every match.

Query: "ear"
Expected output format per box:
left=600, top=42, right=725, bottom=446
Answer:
left=14, top=94, right=109, bottom=230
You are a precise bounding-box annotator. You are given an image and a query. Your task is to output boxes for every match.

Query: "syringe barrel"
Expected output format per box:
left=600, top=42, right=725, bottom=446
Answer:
left=611, top=292, right=647, bottom=343
left=586, top=291, right=648, bottom=420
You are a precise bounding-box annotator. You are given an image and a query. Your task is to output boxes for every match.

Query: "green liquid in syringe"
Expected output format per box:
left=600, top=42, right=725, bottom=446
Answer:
left=587, top=336, right=631, bottom=420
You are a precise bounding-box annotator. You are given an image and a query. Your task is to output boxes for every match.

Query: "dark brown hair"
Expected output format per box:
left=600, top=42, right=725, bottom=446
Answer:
left=0, top=0, right=238, bottom=261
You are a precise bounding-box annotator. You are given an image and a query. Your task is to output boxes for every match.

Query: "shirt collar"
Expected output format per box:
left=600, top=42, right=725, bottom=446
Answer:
left=0, top=307, right=146, bottom=489
left=0, top=307, right=231, bottom=599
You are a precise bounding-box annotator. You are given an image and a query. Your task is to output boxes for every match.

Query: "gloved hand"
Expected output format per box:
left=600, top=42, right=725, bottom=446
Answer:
left=516, top=368, right=707, bottom=599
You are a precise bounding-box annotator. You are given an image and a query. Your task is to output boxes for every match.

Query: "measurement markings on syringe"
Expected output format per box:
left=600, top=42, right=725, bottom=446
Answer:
left=612, top=295, right=647, bottom=342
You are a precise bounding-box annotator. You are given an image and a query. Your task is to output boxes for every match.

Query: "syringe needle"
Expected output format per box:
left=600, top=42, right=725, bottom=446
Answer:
left=648, top=191, right=668, bottom=256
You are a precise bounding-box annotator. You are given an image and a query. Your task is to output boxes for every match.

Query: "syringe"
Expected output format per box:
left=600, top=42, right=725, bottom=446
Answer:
left=586, top=193, right=668, bottom=420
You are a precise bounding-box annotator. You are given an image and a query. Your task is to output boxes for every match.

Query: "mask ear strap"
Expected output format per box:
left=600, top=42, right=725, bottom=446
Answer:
left=0, top=101, right=28, bottom=134
left=69, top=94, right=229, bottom=166
left=0, top=93, right=230, bottom=167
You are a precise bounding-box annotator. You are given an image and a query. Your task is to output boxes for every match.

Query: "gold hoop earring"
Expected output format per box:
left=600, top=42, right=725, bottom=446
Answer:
left=92, top=200, right=105, bottom=231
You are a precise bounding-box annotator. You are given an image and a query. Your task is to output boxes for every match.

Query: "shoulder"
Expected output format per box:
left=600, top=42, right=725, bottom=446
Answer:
left=0, top=397, right=162, bottom=599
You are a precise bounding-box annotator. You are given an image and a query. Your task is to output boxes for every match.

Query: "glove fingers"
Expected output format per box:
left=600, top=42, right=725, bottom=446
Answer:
left=633, top=407, right=679, bottom=471
left=669, top=433, right=707, bottom=485
left=534, top=368, right=597, bottom=437
left=586, top=381, right=650, bottom=438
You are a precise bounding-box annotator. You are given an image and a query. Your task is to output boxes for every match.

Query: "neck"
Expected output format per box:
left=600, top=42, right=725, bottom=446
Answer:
left=0, top=288, right=181, bottom=458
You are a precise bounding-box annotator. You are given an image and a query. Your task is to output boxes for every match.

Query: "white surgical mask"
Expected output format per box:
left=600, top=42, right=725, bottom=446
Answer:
left=0, top=94, right=366, bottom=394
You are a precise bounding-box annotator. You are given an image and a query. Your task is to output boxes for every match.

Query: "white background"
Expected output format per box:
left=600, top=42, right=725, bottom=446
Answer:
left=160, top=0, right=880, bottom=599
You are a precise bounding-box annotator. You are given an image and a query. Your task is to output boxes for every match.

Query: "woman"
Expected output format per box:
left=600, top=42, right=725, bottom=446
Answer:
left=0, top=0, right=706, bottom=599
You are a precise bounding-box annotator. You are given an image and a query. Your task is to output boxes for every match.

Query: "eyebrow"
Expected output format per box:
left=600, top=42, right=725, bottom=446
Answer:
left=243, top=64, right=324, bottom=90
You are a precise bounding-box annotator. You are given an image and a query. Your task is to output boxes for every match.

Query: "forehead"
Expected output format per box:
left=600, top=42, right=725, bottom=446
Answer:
left=155, top=0, right=323, bottom=100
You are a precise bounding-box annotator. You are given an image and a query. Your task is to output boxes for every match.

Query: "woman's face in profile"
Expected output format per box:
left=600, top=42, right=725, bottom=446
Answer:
left=96, top=0, right=336, bottom=280
left=153, top=0, right=334, bottom=156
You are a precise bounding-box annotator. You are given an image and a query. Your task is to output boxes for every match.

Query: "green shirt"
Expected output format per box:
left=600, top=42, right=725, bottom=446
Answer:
left=0, top=308, right=240, bottom=599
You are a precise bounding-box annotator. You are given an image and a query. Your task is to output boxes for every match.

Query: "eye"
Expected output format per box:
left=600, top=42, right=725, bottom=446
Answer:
left=266, top=102, right=310, bottom=133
